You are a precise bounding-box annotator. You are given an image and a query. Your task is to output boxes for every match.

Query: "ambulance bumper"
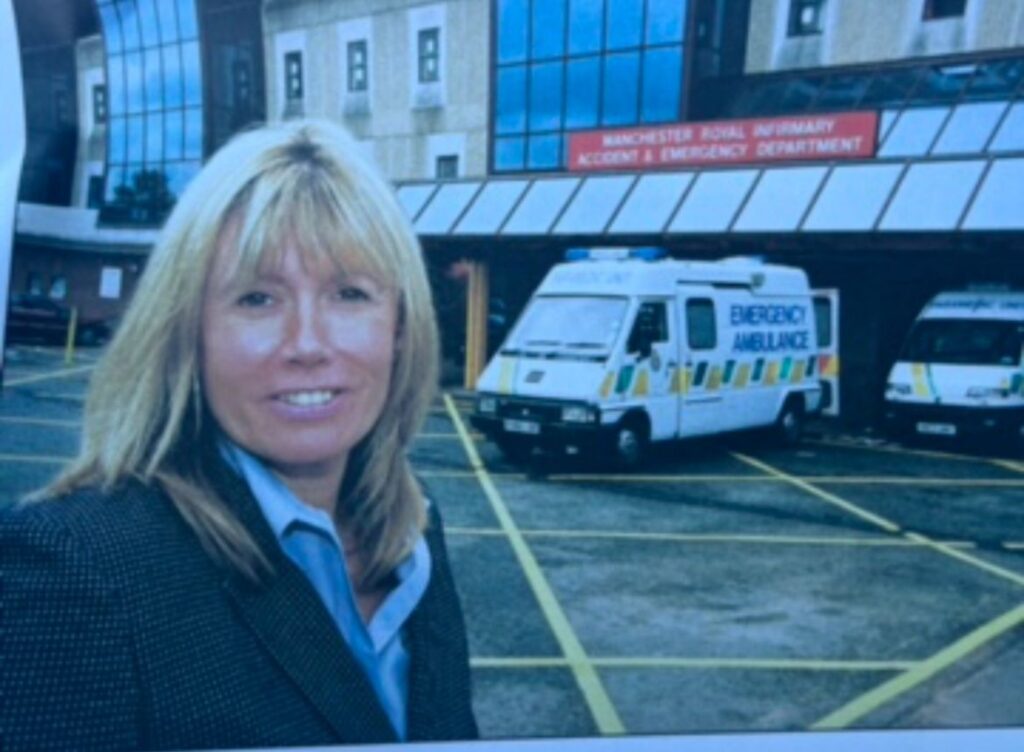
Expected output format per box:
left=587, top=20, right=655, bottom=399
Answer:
left=470, top=401, right=612, bottom=453
left=882, top=401, right=1024, bottom=441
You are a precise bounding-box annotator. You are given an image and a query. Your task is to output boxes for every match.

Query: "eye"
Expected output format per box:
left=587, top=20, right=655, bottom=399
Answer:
left=236, top=290, right=274, bottom=307
left=337, top=285, right=371, bottom=302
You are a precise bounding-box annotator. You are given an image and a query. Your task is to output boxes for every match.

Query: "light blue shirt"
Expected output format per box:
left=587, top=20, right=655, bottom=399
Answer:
left=220, top=441, right=431, bottom=740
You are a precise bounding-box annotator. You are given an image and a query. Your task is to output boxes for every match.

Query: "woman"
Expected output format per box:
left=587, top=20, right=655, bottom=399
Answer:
left=1, top=120, right=478, bottom=749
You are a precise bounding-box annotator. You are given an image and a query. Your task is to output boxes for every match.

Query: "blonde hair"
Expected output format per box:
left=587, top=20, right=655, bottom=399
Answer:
left=46, top=120, right=439, bottom=587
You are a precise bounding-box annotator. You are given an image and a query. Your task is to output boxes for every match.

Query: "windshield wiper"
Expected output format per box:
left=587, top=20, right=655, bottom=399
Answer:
left=564, top=341, right=605, bottom=350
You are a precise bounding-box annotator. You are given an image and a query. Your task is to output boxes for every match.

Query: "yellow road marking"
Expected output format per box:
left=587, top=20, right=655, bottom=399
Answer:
left=813, top=602, right=1024, bottom=729
left=472, top=656, right=915, bottom=671
left=417, top=470, right=527, bottom=480
left=4, top=365, right=94, bottom=387
left=736, top=453, right=1024, bottom=588
left=731, top=453, right=902, bottom=533
left=542, top=473, right=1024, bottom=487
left=991, top=459, right=1024, bottom=474
left=0, top=453, right=70, bottom=465
left=519, top=529, right=975, bottom=548
left=0, top=416, right=80, bottom=428
left=444, top=394, right=625, bottom=735
left=808, top=437, right=1009, bottom=467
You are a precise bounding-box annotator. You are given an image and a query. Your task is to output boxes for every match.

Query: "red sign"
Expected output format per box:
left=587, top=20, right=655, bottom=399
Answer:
left=567, top=111, right=878, bottom=172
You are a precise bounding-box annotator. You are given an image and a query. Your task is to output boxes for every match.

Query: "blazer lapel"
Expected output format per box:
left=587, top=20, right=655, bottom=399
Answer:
left=209, top=454, right=398, bottom=744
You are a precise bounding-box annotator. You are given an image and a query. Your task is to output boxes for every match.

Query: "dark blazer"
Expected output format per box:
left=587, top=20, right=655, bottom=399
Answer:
left=0, top=455, right=478, bottom=751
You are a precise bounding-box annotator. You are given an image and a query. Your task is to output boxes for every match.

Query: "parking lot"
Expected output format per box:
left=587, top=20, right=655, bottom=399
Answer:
left=2, top=345, right=1023, bottom=741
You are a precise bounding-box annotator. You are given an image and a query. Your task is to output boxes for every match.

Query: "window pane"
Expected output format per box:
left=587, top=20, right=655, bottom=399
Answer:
left=455, top=180, right=529, bottom=234
left=155, top=0, right=179, bottom=44
left=907, top=64, right=973, bottom=106
left=105, top=165, right=125, bottom=201
left=610, top=172, right=694, bottom=234
left=687, top=299, right=716, bottom=350
left=803, top=164, right=903, bottom=231
left=568, top=0, right=603, bottom=55
left=932, top=102, right=1007, bottom=155
left=125, top=52, right=144, bottom=114
left=646, top=0, right=686, bottom=44
left=529, top=62, right=564, bottom=132
left=502, top=177, right=581, bottom=233
left=963, top=158, right=1024, bottom=230
left=162, top=45, right=183, bottom=108
left=117, top=0, right=141, bottom=52
left=496, top=66, right=527, bottom=134
left=144, top=47, right=162, bottom=110
left=555, top=175, right=634, bottom=234
left=860, top=68, right=920, bottom=109
left=109, top=115, right=127, bottom=163
left=532, top=0, right=566, bottom=59
left=528, top=134, right=562, bottom=169
left=602, top=52, right=639, bottom=125
left=137, top=0, right=160, bottom=48
left=733, top=166, right=827, bottom=232
left=164, top=109, right=184, bottom=159
left=989, top=102, right=1024, bottom=152
left=497, top=0, right=528, bottom=63
left=566, top=57, right=600, bottom=129
left=184, top=107, right=203, bottom=159
left=878, top=107, right=948, bottom=157
left=176, top=0, right=198, bottom=40
left=606, top=0, right=643, bottom=50
left=182, top=41, right=202, bottom=107
left=669, top=169, right=758, bottom=232
left=145, top=111, right=162, bottom=163
left=415, top=182, right=483, bottom=234
left=127, top=115, right=144, bottom=162
left=99, top=3, right=123, bottom=54
left=494, top=136, right=526, bottom=171
left=108, top=55, right=126, bottom=116
left=880, top=160, right=985, bottom=231
left=814, top=298, right=832, bottom=348
left=641, top=46, right=681, bottom=123
left=815, top=74, right=870, bottom=111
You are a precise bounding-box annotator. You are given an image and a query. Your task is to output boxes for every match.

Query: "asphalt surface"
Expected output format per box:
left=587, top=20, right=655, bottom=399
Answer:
left=2, top=345, right=1023, bottom=742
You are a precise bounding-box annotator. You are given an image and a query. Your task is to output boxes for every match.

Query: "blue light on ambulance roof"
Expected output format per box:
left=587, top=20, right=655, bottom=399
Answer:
left=565, top=246, right=668, bottom=262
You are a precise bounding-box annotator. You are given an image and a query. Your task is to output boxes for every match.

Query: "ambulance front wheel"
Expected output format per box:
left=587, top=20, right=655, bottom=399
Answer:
left=611, top=417, right=649, bottom=470
left=775, top=398, right=805, bottom=446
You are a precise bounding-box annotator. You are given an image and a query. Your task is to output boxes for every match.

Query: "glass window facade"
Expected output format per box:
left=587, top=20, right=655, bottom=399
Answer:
left=493, top=0, right=690, bottom=173
left=98, top=0, right=203, bottom=225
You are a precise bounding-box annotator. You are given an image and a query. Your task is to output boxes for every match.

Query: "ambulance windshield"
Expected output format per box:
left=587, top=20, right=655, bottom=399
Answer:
left=902, top=319, right=1023, bottom=366
left=503, top=296, right=628, bottom=359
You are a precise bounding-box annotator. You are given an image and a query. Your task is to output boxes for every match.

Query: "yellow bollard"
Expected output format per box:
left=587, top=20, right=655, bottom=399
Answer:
left=64, top=306, right=78, bottom=365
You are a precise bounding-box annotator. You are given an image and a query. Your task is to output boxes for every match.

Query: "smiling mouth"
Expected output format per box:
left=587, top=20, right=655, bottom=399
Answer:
left=275, top=389, right=340, bottom=407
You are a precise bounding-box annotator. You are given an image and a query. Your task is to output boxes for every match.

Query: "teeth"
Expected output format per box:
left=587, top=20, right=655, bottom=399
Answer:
left=279, top=390, right=336, bottom=407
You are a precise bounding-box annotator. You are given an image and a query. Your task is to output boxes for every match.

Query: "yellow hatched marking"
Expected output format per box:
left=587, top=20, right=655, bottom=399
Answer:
left=734, top=362, right=751, bottom=388
left=813, top=603, right=1024, bottom=729
left=682, top=367, right=692, bottom=394
left=498, top=357, right=515, bottom=393
left=735, top=453, right=1024, bottom=589
left=473, top=656, right=916, bottom=671
left=668, top=367, right=682, bottom=394
left=732, top=453, right=901, bottom=533
left=763, top=361, right=779, bottom=386
left=599, top=371, right=615, bottom=398
left=705, top=365, right=722, bottom=391
left=809, top=437, right=1020, bottom=468
left=911, top=362, right=930, bottom=397
left=0, top=416, right=80, bottom=428
left=822, top=354, right=840, bottom=378
left=443, top=394, right=625, bottom=735
left=791, top=360, right=806, bottom=383
left=5, top=365, right=94, bottom=387
left=991, top=459, right=1024, bottom=474
left=632, top=368, right=649, bottom=397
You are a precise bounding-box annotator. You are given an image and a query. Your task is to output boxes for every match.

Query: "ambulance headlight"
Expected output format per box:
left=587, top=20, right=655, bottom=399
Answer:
left=478, top=396, right=498, bottom=414
left=966, top=386, right=1011, bottom=400
left=561, top=405, right=596, bottom=423
left=885, top=382, right=912, bottom=397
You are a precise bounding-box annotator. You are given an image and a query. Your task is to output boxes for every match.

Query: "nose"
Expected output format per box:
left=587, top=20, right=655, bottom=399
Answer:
left=283, top=298, right=329, bottom=364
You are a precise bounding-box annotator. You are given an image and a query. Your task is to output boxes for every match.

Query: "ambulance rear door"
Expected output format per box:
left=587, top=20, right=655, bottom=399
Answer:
left=813, top=288, right=840, bottom=416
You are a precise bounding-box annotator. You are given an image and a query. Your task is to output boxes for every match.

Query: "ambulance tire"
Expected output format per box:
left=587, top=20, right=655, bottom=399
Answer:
left=611, top=416, right=649, bottom=470
left=775, top=398, right=805, bottom=446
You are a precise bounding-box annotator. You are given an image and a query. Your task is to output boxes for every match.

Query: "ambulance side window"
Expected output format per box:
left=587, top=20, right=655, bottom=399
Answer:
left=814, top=297, right=833, bottom=348
left=627, top=301, right=668, bottom=358
left=687, top=299, right=716, bottom=350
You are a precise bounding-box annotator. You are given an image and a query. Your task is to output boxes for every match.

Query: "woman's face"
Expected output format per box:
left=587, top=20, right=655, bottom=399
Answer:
left=200, top=236, right=398, bottom=487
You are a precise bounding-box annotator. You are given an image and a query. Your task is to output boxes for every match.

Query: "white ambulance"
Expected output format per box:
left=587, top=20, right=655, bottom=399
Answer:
left=471, top=249, right=829, bottom=467
left=883, top=290, right=1024, bottom=445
